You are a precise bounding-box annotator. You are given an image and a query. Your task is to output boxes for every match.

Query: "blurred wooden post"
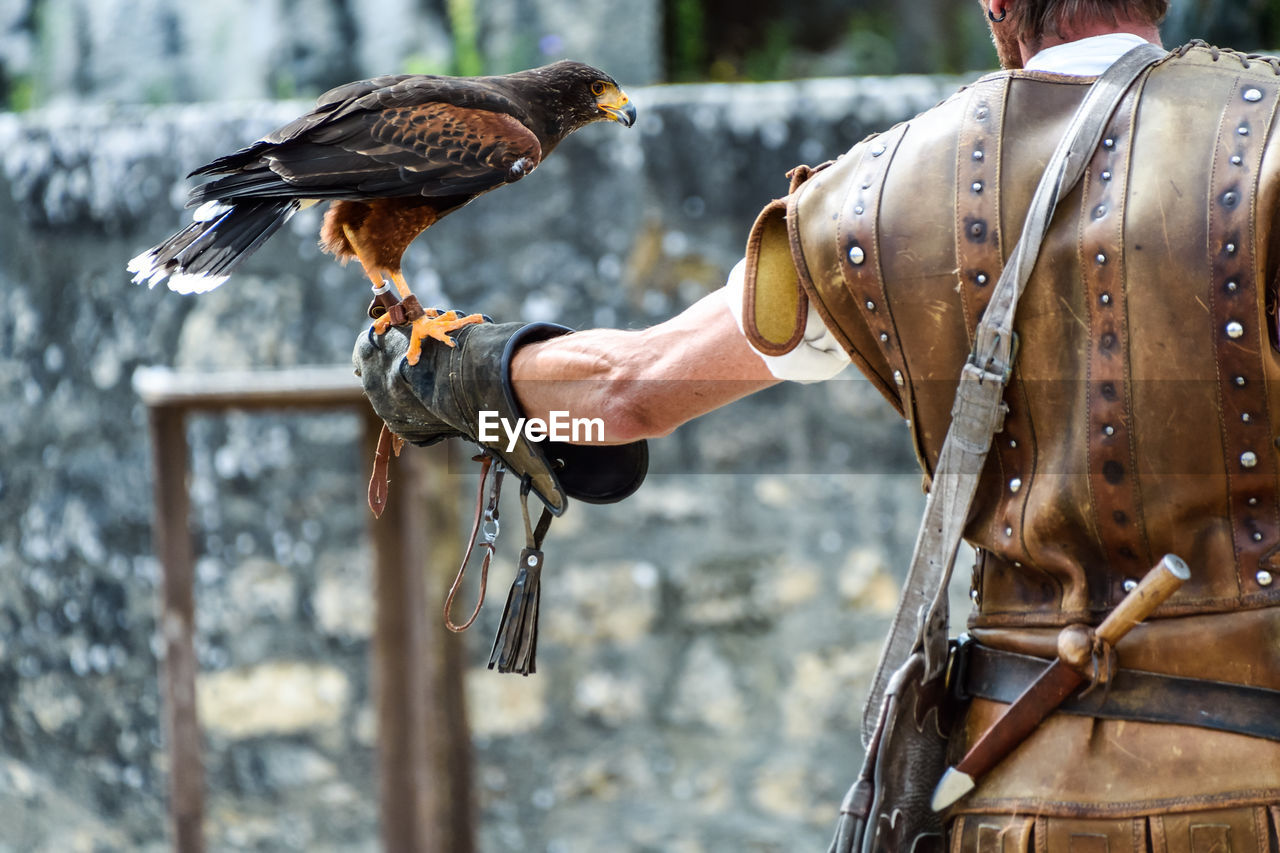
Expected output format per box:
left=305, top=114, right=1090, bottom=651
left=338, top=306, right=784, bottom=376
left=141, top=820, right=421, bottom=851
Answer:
left=422, top=447, right=476, bottom=851
left=137, top=367, right=473, bottom=853
left=148, top=404, right=205, bottom=853
left=368, top=426, right=475, bottom=853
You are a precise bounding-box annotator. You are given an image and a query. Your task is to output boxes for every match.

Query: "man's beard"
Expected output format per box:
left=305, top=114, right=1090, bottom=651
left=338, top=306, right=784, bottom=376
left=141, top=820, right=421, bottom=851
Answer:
left=991, top=27, right=1024, bottom=69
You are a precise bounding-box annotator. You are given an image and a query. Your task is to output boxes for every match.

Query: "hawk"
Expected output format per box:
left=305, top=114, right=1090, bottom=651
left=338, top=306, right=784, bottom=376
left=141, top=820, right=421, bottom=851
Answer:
left=129, top=60, right=636, bottom=363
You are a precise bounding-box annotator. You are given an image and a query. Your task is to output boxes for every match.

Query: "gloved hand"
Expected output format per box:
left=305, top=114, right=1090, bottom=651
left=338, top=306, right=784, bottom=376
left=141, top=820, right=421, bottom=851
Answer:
left=352, top=318, right=648, bottom=515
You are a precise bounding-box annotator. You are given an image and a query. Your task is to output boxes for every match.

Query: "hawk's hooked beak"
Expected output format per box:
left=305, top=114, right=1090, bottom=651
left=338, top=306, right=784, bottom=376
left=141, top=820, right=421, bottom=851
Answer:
left=599, top=94, right=637, bottom=128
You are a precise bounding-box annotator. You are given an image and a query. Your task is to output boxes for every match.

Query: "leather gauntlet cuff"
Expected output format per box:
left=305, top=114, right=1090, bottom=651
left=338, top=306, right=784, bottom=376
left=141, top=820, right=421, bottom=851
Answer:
left=354, top=320, right=648, bottom=515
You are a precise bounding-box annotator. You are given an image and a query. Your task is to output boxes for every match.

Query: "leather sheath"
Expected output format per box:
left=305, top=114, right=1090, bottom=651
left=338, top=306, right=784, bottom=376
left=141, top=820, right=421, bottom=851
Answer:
left=744, top=42, right=1280, bottom=814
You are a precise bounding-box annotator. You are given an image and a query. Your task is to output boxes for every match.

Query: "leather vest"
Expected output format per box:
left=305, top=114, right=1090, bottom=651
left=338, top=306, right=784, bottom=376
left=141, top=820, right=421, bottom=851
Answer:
left=743, top=44, right=1280, bottom=813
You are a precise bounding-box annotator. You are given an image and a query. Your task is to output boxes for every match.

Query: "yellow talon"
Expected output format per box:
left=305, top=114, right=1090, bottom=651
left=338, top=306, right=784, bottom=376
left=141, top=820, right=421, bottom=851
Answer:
left=405, top=311, right=485, bottom=365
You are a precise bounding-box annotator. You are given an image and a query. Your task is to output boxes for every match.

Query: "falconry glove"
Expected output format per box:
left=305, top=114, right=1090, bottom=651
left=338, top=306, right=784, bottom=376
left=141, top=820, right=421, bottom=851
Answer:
left=354, top=319, right=648, bottom=511
left=353, top=319, right=648, bottom=675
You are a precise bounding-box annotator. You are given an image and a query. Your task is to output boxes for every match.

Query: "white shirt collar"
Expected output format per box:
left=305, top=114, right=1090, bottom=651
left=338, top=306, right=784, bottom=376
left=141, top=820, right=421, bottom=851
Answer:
left=1024, top=33, right=1153, bottom=76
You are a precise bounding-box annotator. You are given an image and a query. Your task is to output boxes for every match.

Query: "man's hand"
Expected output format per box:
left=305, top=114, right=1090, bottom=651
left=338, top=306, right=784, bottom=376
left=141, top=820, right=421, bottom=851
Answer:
left=353, top=319, right=647, bottom=514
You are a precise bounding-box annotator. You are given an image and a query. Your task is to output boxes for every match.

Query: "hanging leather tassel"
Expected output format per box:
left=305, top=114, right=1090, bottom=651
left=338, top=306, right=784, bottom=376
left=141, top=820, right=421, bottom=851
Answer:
left=487, top=546, right=543, bottom=674
left=488, top=483, right=553, bottom=675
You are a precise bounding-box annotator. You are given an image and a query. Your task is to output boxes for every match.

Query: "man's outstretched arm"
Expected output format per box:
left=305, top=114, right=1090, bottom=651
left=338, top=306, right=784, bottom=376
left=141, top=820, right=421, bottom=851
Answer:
left=510, top=290, right=779, bottom=444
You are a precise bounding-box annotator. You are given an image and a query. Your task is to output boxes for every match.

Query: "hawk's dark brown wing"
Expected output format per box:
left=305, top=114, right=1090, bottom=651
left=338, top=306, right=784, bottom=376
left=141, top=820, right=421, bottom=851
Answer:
left=268, top=103, right=541, bottom=198
left=187, top=85, right=542, bottom=208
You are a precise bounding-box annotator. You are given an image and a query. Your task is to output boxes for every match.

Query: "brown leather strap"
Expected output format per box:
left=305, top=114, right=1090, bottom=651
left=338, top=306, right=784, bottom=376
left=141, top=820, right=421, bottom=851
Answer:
left=371, top=292, right=430, bottom=327
left=837, top=122, right=912, bottom=407
left=1081, top=82, right=1152, bottom=594
left=954, top=75, right=1007, bottom=332
left=399, top=294, right=427, bottom=323
left=1207, top=77, right=1280, bottom=588
left=367, top=423, right=404, bottom=518
left=953, top=75, right=1033, bottom=553
left=960, top=641, right=1280, bottom=742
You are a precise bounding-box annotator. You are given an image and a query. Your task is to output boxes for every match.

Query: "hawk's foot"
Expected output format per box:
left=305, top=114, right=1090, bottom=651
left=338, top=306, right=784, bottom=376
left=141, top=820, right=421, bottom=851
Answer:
left=406, top=311, right=486, bottom=364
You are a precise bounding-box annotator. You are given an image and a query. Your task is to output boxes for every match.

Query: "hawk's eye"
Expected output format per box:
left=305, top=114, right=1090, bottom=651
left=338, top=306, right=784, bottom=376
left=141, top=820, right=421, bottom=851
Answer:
left=590, top=81, right=606, bottom=97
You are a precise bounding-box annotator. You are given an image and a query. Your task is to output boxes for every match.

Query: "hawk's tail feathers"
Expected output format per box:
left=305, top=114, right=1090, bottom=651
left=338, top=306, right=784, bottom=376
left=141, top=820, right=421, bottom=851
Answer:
left=127, top=199, right=300, bottom=294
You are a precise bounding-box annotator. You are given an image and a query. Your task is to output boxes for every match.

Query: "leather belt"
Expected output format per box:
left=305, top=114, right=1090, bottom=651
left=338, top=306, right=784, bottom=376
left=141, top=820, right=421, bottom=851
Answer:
left=955, top=640, right=1280, bottom=742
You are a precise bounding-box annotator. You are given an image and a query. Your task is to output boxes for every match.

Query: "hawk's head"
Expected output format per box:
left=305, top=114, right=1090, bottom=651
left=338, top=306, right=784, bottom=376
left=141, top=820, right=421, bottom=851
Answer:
left=540, top=60, right=637, bottom=130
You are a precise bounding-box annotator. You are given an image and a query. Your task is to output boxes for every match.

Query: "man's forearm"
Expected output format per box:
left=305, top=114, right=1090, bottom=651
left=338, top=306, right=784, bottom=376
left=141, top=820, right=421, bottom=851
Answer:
left=510, top=291, right=779, bottom=443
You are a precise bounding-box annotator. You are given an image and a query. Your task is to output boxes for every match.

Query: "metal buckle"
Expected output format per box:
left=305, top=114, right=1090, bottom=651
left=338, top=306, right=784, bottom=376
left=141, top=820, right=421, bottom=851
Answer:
left=966, top=330, right=1020, bottom=384
left=945, top=634, right=974, bottom=702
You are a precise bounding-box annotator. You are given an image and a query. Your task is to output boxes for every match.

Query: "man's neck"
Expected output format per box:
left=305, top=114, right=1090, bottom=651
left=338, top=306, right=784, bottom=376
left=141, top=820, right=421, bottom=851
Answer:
left=1022, top=32, right=1151, bottom=75
left=1021, top=20, right=1162, bottom=66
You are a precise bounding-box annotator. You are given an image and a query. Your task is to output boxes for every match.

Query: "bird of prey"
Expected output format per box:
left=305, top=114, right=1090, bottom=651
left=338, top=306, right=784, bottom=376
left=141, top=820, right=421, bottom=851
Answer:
left=128, top=60, right=637, bottom=363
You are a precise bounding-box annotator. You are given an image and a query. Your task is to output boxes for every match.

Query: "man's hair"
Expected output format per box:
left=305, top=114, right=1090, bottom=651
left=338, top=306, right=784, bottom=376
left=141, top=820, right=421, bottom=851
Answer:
left=1007, top=0, right=1169, bottom=49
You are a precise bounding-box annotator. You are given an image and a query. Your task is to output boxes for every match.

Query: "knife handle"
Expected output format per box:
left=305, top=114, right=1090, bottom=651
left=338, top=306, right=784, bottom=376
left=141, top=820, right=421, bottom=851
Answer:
left=1095, top=554, right=1190, bottom=646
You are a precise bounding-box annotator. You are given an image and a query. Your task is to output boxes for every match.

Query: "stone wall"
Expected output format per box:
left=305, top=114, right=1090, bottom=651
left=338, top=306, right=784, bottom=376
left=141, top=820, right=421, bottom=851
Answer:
left=0, top=0, right=661, bottom=110
left=0, top=72, right=973, bottom=852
